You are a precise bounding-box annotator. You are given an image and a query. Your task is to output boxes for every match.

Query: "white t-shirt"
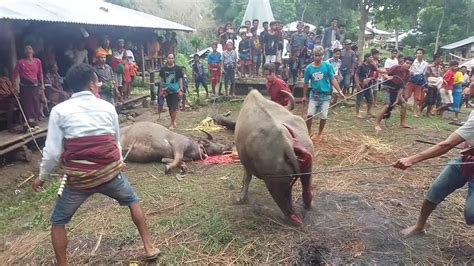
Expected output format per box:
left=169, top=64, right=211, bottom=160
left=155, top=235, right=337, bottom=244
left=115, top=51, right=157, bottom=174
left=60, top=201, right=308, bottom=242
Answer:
left=410, top=59, right=428, bottom=75
left=74, top=49, right=88, bottom=65
left=456, top=111, right=474, bottom=145
left=384, top=58, right=398, bottom=69
left=126, top=50, right=135, bottom=63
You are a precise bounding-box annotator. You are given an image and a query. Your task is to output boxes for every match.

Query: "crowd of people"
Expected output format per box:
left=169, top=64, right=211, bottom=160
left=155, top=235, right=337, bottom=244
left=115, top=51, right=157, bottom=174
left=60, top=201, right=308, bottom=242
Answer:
left=0, top=31, right=181, bottom=133
left=149, top=18, right=474, bottom=133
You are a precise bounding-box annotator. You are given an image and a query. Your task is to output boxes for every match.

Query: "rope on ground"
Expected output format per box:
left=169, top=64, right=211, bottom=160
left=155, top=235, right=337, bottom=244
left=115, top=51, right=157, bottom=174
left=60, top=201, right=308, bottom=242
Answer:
left=11, top=92, right=44, bottom=156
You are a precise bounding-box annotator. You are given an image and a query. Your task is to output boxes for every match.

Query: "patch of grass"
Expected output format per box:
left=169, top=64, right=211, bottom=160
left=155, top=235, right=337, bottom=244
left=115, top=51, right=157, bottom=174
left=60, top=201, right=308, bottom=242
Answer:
left=0, top=180, right=59, bottom=233
left=130, top=85, right=149, bottom=95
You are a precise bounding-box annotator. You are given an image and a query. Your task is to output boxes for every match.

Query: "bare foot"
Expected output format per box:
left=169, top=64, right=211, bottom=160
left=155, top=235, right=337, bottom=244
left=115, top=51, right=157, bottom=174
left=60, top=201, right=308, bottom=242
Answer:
left=400, top=124, right=412, bottom=129
left=356, top=114, right=364, bottom=118
left=169, top=124, right=177, bottom=130
left=374, top=125, right=382, bottom=131
left=367, top=113, right=374, bottom=118
left=400, top=225, right=425, bottom=238
left=144, top=248, right=161, bottom=261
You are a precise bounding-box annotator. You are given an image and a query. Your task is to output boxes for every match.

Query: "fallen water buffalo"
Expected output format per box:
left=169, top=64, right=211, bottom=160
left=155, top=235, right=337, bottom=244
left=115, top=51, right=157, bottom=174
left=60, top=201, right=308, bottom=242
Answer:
left=212, top=114, right=236, bottom=131
left=120, top=121, right=231, bottom=173
left=235, top=90, right=314, bottom=225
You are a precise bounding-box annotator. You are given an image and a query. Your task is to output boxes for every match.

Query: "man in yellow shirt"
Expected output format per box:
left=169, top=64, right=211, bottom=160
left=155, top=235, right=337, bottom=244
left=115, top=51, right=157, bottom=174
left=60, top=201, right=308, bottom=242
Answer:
left=452, top=69, right=465, bottom=120
left=94, top=35, right=112, bottom=64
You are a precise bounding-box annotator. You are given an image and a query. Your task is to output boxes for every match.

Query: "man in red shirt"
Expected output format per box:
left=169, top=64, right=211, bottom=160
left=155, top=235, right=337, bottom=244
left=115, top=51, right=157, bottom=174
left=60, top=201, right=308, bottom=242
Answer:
left=263, top=63, right=293, bottom=109
left=437, top=61, right=458, bottom=115
left=374, top=56, right=414, bottom=131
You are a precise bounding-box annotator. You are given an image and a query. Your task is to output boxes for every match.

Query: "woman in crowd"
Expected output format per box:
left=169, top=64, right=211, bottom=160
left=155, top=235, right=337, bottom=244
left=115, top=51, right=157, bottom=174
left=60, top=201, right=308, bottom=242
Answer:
left=12, top=44, right=44, bottom=127
left=44, top=62, right=70, bottom=106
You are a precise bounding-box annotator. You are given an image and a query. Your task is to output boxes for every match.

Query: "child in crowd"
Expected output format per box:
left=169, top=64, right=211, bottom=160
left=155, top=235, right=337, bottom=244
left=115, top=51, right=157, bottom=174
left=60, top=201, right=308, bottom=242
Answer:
left=238, top=31, right=252, bottom=77
left=279, top=59, right=289, bottom=83
left=288, top=51, right=301, bottom=89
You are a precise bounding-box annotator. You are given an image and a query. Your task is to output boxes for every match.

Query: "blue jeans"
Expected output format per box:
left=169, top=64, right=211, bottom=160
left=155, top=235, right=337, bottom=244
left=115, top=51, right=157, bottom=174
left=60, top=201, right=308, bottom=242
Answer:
left=425, top=156, right=474, bottom=224
left=307, top=94, right=331, bottom=120
left=50, top=173, right=139, bottom=225
left=356, top=87, right=374, bottom=106
left=195, top=77, right=208, bottom=94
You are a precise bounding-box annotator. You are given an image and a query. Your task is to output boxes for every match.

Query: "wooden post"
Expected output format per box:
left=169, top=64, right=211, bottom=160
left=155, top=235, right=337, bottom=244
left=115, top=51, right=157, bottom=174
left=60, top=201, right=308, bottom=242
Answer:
left=141, top=45, right=145, bottom=86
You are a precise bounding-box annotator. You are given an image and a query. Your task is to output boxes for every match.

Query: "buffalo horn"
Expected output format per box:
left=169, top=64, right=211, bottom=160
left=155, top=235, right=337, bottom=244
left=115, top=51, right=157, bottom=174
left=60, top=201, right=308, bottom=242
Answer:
left=200, top=130, right=214, bottom=140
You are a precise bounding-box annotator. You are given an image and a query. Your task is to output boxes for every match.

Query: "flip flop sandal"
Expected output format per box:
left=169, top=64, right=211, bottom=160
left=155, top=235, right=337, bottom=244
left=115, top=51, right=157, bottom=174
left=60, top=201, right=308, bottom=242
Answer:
left=144, top=250, right=162, bottom=261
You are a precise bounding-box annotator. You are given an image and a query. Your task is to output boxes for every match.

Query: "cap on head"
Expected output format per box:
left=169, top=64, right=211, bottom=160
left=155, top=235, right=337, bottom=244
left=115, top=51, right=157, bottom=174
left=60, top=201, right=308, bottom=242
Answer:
left=344, top=39, right=352, bottom=45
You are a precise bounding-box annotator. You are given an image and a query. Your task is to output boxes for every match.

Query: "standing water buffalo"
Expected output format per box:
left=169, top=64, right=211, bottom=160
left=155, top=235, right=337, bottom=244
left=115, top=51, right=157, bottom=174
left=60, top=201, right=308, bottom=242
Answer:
left=120, top=121, right=231, bottom=173
left=235, top=90, right=314, bottom=225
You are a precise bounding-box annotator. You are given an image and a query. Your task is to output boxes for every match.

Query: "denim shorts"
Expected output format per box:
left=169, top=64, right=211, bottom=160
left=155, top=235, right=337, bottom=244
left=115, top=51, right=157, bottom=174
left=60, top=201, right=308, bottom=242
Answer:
left=341, top=69, right=352, bottom=88
left=425, top=156, right=474, bottom=224
left=307, top=94, right=331, bottom=120
left=50, top=172, right=139, bottom=225
left=356, top=87, right=374, bottom=105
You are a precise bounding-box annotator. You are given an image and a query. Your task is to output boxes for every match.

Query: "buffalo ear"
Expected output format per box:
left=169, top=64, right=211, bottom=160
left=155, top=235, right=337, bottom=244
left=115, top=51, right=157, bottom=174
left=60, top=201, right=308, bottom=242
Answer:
left=200, top=130, right=214, bottom=141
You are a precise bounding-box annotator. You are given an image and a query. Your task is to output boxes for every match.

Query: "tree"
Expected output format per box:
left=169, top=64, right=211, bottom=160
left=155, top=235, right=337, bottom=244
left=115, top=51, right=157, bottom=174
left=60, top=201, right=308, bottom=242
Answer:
left=416, top=0, right=474, bottom=56
left=374, top=0, right=421, bottom=50
left=270, top=0, right=297, bottom=24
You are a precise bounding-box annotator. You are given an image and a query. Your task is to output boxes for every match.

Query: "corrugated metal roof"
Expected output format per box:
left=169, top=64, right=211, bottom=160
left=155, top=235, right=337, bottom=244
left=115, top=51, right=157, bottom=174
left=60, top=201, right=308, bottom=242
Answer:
left=0, top=0, right=195, bottom=32
left=441, top=36, right=474, bottom=50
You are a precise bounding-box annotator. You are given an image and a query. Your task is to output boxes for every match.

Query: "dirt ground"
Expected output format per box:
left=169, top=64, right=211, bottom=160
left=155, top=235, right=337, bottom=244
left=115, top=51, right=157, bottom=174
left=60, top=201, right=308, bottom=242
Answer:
left=0, top=96, right=473, bottom=264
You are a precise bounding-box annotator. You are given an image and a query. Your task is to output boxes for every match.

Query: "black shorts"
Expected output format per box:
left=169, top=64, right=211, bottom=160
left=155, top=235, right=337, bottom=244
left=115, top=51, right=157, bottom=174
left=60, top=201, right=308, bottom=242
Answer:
left=166, top=93, right=180, bottom=110
left=424, top=86, right=438, bottom=106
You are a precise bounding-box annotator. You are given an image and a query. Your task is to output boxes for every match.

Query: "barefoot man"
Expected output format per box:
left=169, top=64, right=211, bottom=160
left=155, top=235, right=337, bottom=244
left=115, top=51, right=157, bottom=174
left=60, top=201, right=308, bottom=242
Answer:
left=303, top=45, right=345, bottom=141
left=159, top=53, right=183, bottom=129
left=32, top=64, right=160, bottom=265
left=393, top=110, right=474, bottom=237
left=374, top=56, right=414, bottom=131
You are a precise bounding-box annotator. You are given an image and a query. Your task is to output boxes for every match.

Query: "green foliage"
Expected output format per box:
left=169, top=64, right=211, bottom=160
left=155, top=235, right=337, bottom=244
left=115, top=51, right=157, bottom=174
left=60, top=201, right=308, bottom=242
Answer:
left=212, top=0, right=247, bottom=24
left=416, top=0, right=474, bottom=55
left=270, top=0, right=297, bottom=23
left=175, top=52, right=192, bottom=73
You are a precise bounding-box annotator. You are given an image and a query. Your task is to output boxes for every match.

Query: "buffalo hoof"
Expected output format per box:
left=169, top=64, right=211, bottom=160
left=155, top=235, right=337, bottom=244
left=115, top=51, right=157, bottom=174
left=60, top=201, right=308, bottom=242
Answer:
left=288, top=213, right=304, bottom=226
left=234, top=196, right=248, bottom=205
left=303, top=190, right=313, bottom=210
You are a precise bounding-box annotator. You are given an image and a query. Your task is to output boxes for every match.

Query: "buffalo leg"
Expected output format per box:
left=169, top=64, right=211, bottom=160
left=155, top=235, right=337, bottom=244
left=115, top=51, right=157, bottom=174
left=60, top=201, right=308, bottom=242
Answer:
left=264, top=180, right=302, bottom=225
left=178, top=161, right=187, bottom=173
left=300, top=174, right=313, bottom=209
left=237, top=167, right=253, bottom=203
left=161, top=158, right=173, bottom=163
left=165, top=150, right=183, bottom=174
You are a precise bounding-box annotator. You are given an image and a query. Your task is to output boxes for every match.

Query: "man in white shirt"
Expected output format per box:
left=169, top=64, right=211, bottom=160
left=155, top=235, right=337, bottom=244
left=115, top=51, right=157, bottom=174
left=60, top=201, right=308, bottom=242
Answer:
left=394, top=110, right=474, bottom=238
left=406, top=48, right=428, bottom=117
left=74, top=41, right=88, bottom=65
left=32, top=64, right=160, bottom=264
left=327, top=48, right=342, bottom=104
left=384, top=49, right=399, bottom=69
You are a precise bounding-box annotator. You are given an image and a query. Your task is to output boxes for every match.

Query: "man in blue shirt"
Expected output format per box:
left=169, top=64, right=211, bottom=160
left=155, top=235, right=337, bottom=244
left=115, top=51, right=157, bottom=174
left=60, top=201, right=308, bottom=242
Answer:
left=303, top=45, right=345, bottom=141
left=207, top=42, right=221, bottom=95
left=192, top=54, right=209, bottom=98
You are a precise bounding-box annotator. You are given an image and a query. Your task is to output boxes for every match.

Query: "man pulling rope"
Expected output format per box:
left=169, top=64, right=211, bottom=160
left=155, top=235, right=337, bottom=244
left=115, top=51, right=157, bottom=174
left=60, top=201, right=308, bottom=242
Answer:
left=32, top=64, right=160, bottom=264
left=393, top=110, right=474, bottom=238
